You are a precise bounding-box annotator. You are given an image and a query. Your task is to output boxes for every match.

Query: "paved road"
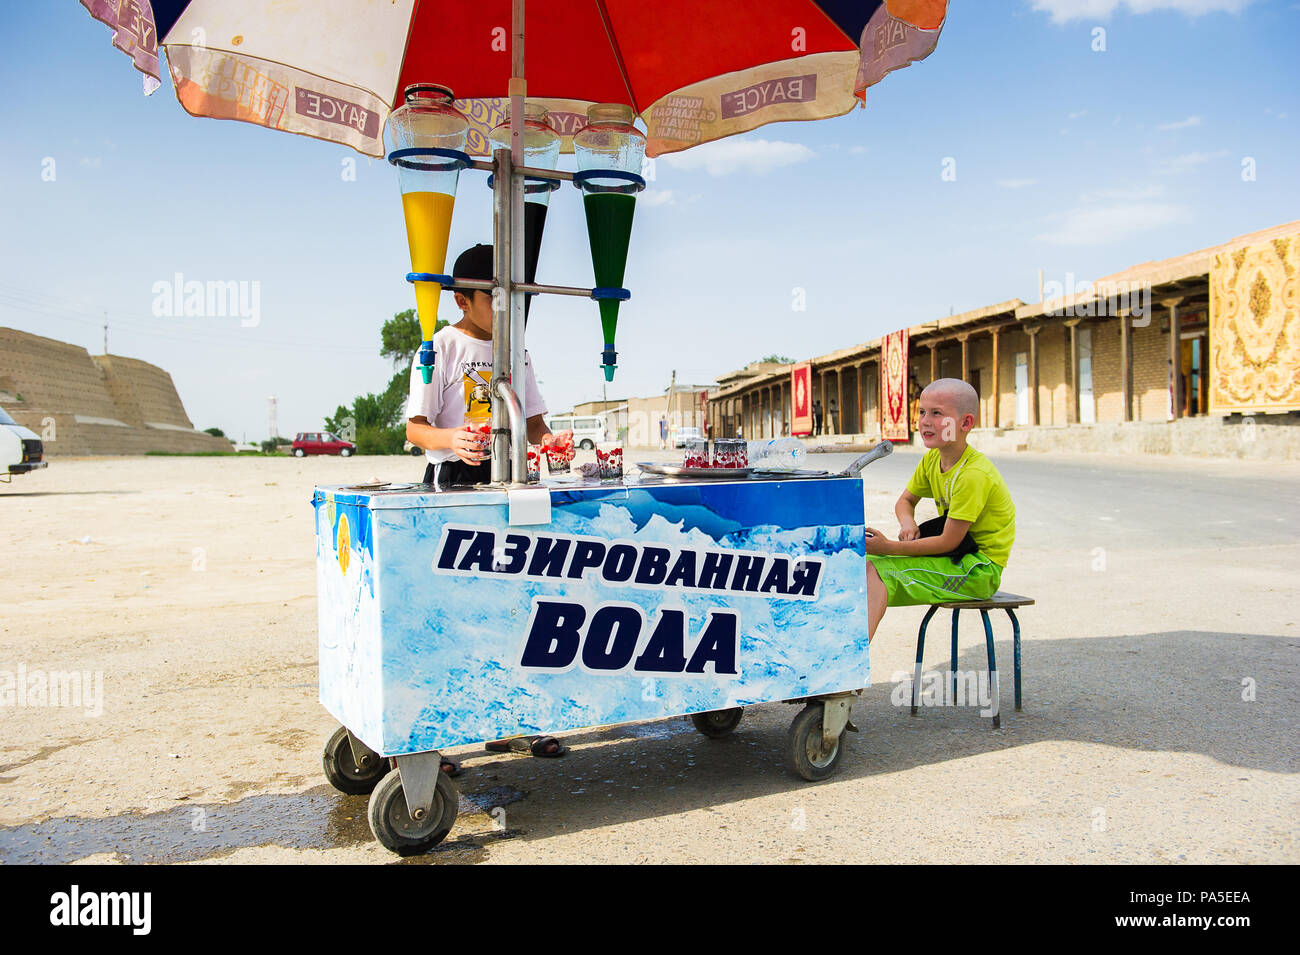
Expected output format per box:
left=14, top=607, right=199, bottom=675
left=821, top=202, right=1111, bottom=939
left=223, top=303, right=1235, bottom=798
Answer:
left=1, top=450, right=1295, bottom=864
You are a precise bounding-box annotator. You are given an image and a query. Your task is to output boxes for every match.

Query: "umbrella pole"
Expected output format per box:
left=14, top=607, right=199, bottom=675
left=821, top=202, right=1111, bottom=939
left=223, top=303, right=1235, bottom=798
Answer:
left=509, top=0, right=527, bottom=481
left=490, top=144, right=513, bottom=484
left=491, top=0, right=529, bottom=485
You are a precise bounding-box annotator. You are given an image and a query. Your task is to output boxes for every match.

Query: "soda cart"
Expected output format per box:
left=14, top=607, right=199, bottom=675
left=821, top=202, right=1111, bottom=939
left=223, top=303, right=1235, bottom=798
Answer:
left=78, top=0, right=945, bottom=856
left=317, top=449, right=887, bottom=853
left=303, top=0, right=919, bottom=854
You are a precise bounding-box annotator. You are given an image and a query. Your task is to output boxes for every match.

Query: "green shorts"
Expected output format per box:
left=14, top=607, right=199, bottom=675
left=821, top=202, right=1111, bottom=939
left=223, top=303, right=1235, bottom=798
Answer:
left=867, top=552, right=1003, bottom=607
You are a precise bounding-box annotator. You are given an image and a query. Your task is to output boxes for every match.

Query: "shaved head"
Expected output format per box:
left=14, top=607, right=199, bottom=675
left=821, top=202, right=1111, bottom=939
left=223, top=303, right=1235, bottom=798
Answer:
left=921, top=378, right=979, bottom=419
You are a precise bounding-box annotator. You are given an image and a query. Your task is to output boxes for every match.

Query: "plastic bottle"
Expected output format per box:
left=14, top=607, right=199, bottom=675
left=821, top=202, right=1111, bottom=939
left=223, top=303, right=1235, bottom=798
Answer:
left=746, top=438, right=807, bottom=470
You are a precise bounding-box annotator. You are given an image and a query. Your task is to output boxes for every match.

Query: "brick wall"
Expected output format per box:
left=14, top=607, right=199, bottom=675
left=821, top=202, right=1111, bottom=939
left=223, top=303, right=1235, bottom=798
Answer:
left=999, top=327, right=1030, bottom=426
left=1036, top=325, right=1069, bottom=426
left=0, top=327, right=119, bottom=419
left=1132, top=316, right=1171, bottom=421
left=0, top=326, right=228, bottom=455
left=1091, top=320, right=1124, bottom=423
left=1077, top=316, right=1171, bottom=423
left=968, top=338, right=994, bottom=426
left=94, top=355, right=196, bottom=428
left=938, top=316, right=1171, bottom=428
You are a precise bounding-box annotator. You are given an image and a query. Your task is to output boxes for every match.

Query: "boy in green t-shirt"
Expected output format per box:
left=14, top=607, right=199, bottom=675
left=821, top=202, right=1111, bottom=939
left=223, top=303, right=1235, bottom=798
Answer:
left=865, top=378, right=1016, bottom=641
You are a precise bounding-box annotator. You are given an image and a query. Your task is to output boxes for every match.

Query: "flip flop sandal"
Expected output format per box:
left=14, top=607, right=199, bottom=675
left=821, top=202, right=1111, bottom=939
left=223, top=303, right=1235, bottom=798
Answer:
left=528, top=735, right=568, bottom=758
left=485, top=736, right=569, bottom=758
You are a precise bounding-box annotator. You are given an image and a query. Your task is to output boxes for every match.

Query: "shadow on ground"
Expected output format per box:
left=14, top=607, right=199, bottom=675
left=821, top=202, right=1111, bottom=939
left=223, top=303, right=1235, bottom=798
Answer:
left=2, top=629, right=1293, bottom=863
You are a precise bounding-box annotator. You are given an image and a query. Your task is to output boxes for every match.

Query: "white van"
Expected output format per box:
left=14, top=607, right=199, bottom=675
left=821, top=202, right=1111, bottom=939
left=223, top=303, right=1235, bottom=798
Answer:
left=546, top=413, right=608, bottom=450
left=0, top=405, right=47, bottom=482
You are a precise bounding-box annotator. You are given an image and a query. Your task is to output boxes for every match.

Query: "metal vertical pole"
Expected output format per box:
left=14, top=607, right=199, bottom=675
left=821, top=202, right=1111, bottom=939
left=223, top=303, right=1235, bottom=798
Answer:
left=508, top=0, right=527, bottom=481
left=491, top=146, right=513, bottom=483
left=491, top=0, right=528, bottom=484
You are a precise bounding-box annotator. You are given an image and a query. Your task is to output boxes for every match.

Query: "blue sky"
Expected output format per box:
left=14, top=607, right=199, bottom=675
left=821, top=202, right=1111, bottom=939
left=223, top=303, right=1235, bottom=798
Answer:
left=0, top=0, right=1296, bottom=442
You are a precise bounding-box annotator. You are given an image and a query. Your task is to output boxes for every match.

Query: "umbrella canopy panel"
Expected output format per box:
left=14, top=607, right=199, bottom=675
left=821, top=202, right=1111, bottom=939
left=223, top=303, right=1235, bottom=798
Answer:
left=84, top=0, right=946, bottom=157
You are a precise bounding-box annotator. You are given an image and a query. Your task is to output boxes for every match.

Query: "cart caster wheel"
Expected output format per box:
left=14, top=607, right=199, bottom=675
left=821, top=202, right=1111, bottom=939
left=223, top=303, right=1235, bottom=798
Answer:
left=322, top=726, right=390, bottom=795
left=691, top=707, right=744, bottom=738
left=368, top=768, right=459, bottom=855
left=786, top=703, right=845, bottom=782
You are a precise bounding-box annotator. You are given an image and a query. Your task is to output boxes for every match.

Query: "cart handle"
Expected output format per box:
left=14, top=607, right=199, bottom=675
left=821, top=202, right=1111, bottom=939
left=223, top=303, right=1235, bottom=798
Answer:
left=839, top=440, right=894, bottom=476
left=495, top=378, right=528, bottom=485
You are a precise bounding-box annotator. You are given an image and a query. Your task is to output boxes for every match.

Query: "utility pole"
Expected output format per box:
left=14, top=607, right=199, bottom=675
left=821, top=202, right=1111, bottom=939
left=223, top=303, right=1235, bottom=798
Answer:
left=103, top=311, right=108, bottom=354
left=267, top=396, right=279, bottom=442
left=661, top=369, right=676, bottom=450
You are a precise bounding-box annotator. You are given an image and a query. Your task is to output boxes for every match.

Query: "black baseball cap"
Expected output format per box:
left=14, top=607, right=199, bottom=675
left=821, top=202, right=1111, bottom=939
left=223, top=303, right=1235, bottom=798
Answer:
left=450, top=243, right=493, bottom=294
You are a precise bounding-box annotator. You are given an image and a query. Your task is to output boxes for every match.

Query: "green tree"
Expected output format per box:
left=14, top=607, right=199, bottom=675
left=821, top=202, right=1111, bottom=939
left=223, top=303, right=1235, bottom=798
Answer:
left=203, top=426, right=226, bottom=438
left=381, top=308, right=447, bottom=370
left=757, top=354, right=793, bottom=364
left=323, top=308, right=446, bottom=455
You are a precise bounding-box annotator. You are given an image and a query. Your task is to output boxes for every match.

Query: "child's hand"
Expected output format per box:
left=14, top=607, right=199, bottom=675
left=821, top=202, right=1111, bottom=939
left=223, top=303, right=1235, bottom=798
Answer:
left=898, top=520, right=920, bottom=541
left=864, top=526, right=892, bottom=555
left=451, top=426, right=486, bottom=466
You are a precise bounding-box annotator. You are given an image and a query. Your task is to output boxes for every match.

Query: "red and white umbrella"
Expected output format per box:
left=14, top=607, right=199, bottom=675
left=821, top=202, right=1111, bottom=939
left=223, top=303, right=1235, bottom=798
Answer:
left=82, top=0, right=946, bottom=157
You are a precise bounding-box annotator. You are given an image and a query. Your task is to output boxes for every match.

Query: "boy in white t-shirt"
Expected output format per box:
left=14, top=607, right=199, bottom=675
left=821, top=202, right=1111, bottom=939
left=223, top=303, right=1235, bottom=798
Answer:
left=406, top=243, right=559, bottom=489
left=405, top=243, right=570, bottom=766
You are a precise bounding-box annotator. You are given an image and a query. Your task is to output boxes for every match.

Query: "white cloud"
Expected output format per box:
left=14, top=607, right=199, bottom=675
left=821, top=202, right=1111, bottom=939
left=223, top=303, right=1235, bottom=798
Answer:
left=1031, top=0, right=1251, bottom=22
left=1068, top=109, right=1089, bottom=120
left=1037, top=201, right=1190, bottom=245
left=1080, top=184, right=1165, bottom=201
left=849, top=145, right=869, bottom=155
left=640, top=189, right=676, bottom=207
left=79, top=157, right=102, bottom=168
left=998, top=178, right=1040, bottom=189
left=1154, top=149, right=1229, bottom=174
left=659, top=138, right=815, bottom=176
left=1157, top=115, right=1202, bottom=130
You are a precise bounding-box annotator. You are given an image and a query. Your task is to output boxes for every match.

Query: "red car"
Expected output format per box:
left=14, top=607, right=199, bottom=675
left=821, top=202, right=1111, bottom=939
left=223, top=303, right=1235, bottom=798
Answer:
left=292, top=431, right=355, bottom=457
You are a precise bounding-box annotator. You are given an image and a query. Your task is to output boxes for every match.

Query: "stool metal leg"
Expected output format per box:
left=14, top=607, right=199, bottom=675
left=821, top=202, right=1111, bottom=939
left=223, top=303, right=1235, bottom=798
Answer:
left=950, top=609, right=961, bottom=705
left=1007, top=608, right=1022, bottom=711
left=912, top=606, right=938, bottom=715
left=979, top=609, right=1000, bottom=728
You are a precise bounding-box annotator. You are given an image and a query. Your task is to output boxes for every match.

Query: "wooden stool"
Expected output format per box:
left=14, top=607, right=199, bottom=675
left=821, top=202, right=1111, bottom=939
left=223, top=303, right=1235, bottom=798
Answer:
left=910, top=591, right=1034, bottom=728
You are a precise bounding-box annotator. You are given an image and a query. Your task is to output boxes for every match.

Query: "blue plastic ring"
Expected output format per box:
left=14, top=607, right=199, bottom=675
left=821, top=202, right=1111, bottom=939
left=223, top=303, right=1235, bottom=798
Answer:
left=387, top=147, right=473, bottom=172
left=572, top=169, right=646, bottom=194
left=591, top=287, right=631, bottom=301
left=486, top=173, right=563, bottom=194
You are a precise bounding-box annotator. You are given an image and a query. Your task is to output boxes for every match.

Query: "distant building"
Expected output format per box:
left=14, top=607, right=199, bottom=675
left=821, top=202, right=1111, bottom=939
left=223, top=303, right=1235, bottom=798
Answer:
left=558, top=399, right=625, bottom=442
left=626, top=384, right=716, bottom=447
left=709, top=221, right=1300, bottom=457
left=0, top=327, right=232, bottom=455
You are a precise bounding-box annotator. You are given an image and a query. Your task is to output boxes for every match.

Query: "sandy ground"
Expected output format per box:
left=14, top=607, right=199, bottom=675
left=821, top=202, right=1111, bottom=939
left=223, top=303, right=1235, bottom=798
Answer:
left=1, top=448, right=1296, bottom=865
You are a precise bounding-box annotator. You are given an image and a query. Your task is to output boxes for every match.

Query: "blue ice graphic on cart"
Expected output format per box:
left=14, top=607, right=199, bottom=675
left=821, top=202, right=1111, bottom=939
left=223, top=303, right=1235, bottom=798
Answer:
left=315, top=479, right=870, bottom=758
